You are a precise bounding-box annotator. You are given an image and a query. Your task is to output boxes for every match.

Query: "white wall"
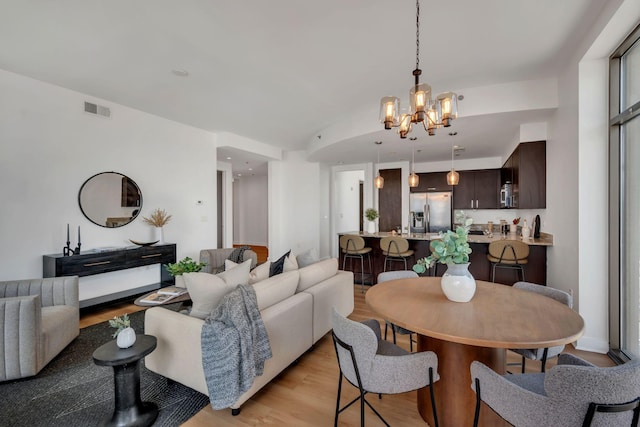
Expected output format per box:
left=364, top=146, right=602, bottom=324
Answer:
left=319, top=163, right=332, bottom=259
left=335, top=170, right=364, bottom=234
left=232, top=174, right=268, bottom=246
left=0, top=69, right=218, bottom=301
left=268, top=150, right=321, bottom=260
left=546, top=0, right=637, bottom=353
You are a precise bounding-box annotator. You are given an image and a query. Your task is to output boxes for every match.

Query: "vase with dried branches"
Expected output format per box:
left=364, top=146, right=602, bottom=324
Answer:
left=143, top=208, right=172, bottom=244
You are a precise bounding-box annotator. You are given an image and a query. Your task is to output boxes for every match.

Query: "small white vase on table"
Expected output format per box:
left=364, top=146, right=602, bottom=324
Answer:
left=109, top=314, right=137, bottom=349
left=413, top=219, right=476, bottom=303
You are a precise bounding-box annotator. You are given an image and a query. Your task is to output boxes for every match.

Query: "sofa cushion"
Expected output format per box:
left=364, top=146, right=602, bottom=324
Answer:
left=249, top=262, right=270, bottom=284
left=297, top=258, right=339, bottom=292
left=253, top=270, right=300, bottom=311
left=296, top=248, right=319, bottom=268
left=248, top=254, right=297, bottom=285
left=183, top=259, right=252, bottom=319
left=217, top=259, right=252, bottom=285
left=269, top=250, right=291, bottom=277
left=183, top=273, right=234, bottom=319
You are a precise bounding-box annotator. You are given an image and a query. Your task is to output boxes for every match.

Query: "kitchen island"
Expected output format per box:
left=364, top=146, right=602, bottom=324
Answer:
left=338, top=231, right=552, bottom=286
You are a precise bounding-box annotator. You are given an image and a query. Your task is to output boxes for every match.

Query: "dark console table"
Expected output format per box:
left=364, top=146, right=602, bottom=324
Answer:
left=43, top=244, right=176, bottom=308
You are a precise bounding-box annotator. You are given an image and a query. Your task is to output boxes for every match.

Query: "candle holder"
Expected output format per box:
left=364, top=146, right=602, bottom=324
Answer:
left=63, top=242, right=81, bottom=256
left=63, top=224, right=81, bottom=256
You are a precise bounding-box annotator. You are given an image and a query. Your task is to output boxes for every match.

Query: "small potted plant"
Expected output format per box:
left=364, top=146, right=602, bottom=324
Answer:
left=365, top=208, right=379, bottom=234
left=142, top=208, right=172, bottom=243
left=166, top=256, right=207, bottom=287
left=413, top=218, right=476, bottom=302
left=109, top=314, right=136, bottom=348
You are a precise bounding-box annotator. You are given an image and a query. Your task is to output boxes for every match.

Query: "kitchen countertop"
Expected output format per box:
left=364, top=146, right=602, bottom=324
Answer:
left=339, top=231, right=553, bottom=246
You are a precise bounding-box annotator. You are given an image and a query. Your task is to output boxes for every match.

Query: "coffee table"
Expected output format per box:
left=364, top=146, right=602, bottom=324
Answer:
left=93, top=334, right=158, bottom=427
left=134, top=287, right=191, bottom=307
left=366, top=277, right=584, bottom=427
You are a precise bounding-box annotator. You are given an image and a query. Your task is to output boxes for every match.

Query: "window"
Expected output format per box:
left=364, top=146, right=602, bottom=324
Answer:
left=609, top=24, right=640, bottom=362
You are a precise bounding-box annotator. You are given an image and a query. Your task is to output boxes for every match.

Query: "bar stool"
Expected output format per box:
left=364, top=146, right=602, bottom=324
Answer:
left=487, top=240, right=529, bottom=282
left=339, top=234, right=372, bottom=293
left=380, top=236, right=414, bottom=272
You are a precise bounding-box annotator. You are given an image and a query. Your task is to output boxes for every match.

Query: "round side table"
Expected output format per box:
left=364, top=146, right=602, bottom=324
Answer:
left=93, top=334, right=158, bottom=427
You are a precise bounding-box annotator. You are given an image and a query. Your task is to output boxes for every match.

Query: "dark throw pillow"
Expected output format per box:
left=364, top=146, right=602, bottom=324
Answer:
left=269, top=250, right=291, bottom=277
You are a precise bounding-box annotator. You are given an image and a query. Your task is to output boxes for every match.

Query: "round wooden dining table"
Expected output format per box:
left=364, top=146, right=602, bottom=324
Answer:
left=366, top=277, right=584, bottom=427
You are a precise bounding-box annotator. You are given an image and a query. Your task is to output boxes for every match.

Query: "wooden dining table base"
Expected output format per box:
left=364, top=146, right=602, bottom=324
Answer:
left=417, top=335, right=509, bottom=427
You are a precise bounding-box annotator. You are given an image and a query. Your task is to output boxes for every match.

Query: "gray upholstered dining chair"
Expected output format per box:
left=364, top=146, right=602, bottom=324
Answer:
left=377, top=270, right=418, bottom=352
left=0, top=276, right=79, bottom=381
left=471, top=353, right=640, bottom=427
left=509, top=281, right=573, bottom=373
left=331, top=308, right=440, bottom=427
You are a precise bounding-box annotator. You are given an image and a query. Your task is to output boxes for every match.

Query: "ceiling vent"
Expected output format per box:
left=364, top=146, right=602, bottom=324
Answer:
left=84, top=101, right=111, bottom=119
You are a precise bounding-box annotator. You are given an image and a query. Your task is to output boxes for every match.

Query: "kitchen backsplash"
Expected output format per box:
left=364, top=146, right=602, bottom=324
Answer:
left=454, top=209, right=546, bottom=231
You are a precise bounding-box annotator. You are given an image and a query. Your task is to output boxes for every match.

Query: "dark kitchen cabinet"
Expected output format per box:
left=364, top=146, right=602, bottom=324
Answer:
left=410, top=172, right=451, bottom=193
left=502, top=141, right=546, bottom=209
left=452, top=169, right=500, bottom=209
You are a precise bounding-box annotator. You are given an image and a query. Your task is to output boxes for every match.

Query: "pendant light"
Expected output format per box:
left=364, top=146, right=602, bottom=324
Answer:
left=374, top=141, right=384, bottom=189
left=447, top=137, right=459, bottom=186
left=378, top=0, right=458, bottom=138
left=409, top=137, right=419, bottom=187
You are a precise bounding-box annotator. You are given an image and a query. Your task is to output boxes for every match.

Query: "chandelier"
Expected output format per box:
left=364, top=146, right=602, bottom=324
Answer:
left=379, top=0, right=458, bottom=138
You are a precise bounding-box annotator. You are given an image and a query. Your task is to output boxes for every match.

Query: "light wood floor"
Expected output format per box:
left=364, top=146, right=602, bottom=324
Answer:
left=81, top=285, right=615, bottom=426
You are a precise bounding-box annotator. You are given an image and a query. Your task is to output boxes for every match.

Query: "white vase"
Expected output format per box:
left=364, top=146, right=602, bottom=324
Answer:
left=154, top=226, right=164, bottom=244
left=441, top=263, right=476, bottom=303
left=521, top=220, right=531, bottom=240
left=116, top=327, right=137, bottom=349
left=367, top=221, right=376, bottom=234
left=174, top=275, right=186, bottom=288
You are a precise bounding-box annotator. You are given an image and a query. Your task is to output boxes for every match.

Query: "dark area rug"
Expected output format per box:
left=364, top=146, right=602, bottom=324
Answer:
left=0, top=308, right=209, bottom=427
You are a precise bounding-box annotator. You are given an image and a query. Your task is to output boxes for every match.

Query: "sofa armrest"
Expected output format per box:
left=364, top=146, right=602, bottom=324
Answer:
left=0, top=295, right=41, bottom=381
left=199, top=248, right=258, bottom=273
left=144, top=307, right=209, bottom=395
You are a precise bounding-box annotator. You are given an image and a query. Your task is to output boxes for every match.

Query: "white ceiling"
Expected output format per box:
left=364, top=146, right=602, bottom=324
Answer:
left=0, top=1, right=606, bottom=176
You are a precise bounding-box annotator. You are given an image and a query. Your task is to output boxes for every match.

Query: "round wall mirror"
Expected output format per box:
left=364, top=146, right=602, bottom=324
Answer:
left=78, top=172, right=142, bottom=228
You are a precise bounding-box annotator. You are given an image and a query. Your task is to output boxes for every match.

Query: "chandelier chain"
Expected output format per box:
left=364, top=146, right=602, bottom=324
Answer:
left=415, top=0, right=420, bottom=70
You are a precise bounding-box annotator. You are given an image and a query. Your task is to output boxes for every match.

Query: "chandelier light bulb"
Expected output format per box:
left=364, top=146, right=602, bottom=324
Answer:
left=375, top=174, right=385, bottom=189
left=409, top=172, right=420, bottom=187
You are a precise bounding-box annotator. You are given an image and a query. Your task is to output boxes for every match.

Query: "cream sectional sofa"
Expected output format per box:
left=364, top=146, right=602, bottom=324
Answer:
left=144, top=257, right=354, bottom=414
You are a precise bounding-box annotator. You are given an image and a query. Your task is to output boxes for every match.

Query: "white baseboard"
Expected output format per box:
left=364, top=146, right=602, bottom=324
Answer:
left=574, top=335, right=609, bottom=354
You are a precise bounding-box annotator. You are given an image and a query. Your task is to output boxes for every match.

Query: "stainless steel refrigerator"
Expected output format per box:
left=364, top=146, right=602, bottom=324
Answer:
left=409, top=192, right=452, bottom=233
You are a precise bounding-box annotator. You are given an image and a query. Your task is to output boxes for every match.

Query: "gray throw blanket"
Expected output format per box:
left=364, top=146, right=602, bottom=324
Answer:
left=218, top=246, right=251, bottom=272
left=201, top=283, right=272, bottom=409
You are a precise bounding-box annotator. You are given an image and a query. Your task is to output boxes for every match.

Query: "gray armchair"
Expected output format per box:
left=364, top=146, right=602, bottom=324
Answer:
left=511, top=281, right=573, bottom=372
left=471, top=353, right=640, bottom=427
left=0, top=276, right=79, bottom=381
left=331, top=308, right=440, bottom=427
left=199, top=247, right=257, bottom=274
